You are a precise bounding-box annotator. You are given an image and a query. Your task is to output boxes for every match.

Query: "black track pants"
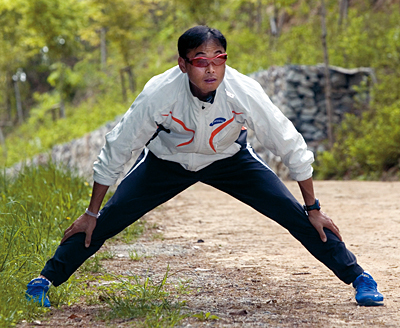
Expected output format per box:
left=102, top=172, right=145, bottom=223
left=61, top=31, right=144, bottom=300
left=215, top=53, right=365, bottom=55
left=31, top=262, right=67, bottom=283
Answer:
left=41, top=144, right=363, bottom=286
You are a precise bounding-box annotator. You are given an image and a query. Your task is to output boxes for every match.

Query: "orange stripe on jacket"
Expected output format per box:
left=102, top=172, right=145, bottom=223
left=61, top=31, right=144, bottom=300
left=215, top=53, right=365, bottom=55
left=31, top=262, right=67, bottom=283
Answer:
left=162, top=111, right=195, bottom=147
left=209, top=117, right=235, bottom=152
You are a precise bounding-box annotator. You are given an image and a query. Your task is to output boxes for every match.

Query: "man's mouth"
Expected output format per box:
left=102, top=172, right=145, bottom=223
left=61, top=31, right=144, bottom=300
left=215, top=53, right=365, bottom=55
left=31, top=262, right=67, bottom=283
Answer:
left=205, top=78, right=217, bottom=83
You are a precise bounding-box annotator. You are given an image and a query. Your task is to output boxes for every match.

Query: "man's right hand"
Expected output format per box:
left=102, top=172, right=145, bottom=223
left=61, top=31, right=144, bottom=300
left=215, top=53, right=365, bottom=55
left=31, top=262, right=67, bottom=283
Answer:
left=61, top=213, right=97, bottom=248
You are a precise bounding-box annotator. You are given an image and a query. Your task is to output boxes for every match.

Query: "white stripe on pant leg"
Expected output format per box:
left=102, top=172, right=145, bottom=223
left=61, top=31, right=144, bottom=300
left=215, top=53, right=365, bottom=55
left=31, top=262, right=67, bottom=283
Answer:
left=121, top=148, right=149, bottom=181
left=246, top=143, right=277, bottom=176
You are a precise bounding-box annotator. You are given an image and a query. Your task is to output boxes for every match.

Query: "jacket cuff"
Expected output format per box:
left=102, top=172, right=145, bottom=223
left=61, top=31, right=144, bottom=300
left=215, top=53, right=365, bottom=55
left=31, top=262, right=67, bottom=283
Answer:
left=290, top=167, right=313, bottom=181
left=93, top=172, right=116, bottom=186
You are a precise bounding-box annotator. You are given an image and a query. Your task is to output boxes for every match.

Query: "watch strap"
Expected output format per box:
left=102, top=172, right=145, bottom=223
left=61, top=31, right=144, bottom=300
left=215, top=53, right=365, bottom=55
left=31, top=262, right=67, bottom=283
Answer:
left=303, top=198, right=321, bottom=212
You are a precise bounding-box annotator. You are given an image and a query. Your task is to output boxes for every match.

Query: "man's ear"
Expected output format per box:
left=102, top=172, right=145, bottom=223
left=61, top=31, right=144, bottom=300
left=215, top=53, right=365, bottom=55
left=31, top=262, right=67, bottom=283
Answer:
left=178, top=57, right=187, bottom=73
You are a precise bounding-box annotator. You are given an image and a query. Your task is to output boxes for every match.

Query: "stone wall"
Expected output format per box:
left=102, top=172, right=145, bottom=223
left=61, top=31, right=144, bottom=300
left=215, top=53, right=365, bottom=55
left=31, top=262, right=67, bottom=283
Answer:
left=249, top=64, right=374, bottom=149
left=8, top=64, right=374, bottom=181
left=8, top=121, right=143, bottom=188
left=247, top=64, right=374, bottom=178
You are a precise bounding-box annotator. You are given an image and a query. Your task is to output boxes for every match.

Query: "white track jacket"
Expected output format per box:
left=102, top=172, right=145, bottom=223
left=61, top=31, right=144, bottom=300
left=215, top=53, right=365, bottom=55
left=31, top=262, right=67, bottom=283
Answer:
left=93, top=65, right=314, bottom=186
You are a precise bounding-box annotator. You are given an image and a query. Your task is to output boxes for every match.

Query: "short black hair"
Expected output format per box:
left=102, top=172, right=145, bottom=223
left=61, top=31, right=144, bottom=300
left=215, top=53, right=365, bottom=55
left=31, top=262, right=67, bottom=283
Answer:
left=178, top=26, right=227, bottom=59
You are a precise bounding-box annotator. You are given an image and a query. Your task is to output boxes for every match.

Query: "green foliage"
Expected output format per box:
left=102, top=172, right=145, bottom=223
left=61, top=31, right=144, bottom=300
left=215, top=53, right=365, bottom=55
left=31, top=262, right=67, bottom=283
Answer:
left=314, top=5, right=400, bottom=179
left=112, top=219, right=146, bottom=243
left=47, top=63, right=84, bottom=99
left=0, top=163, right=91, bottom=325
left=129, top=250, right=144, bottom=261
left=99, top=269, right=189, bottom=327
left=315, top=99, right=400, bottom=180
left=0, top=88, right=130, bottom=166
left=0, top=163, right=156, bottom=325
left=192, top=311, right=220, bottom=321
left=21, top=0, right=86, bottom=59
left=79, top=254, right=104, bottom=273
left=97, top=249, right=115, bottom=260
left=1, top=0, right=400, bottom=179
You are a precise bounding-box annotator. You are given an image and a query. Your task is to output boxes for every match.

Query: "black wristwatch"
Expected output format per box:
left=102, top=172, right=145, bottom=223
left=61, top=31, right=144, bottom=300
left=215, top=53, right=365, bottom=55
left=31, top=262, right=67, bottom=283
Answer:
left=303, top=199, right=321, bottom=212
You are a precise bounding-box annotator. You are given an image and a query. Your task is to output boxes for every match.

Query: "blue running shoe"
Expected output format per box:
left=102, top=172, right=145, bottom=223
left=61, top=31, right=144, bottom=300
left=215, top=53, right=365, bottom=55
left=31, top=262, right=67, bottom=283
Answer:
left=353, top=272, right=383, bottom=306
left=26, top=278, right=51, bottom=308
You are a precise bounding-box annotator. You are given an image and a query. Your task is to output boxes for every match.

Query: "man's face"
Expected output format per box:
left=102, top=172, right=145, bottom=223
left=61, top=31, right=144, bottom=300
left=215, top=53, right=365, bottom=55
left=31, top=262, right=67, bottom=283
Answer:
left=178, top=40, right=226, bottom=101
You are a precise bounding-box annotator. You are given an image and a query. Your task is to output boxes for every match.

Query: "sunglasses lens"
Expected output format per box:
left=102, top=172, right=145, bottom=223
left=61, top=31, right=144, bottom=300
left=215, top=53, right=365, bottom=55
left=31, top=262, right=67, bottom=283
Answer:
left=191, top=58, right=209, bottom=67
left=212, top=57, right=227, bottom=65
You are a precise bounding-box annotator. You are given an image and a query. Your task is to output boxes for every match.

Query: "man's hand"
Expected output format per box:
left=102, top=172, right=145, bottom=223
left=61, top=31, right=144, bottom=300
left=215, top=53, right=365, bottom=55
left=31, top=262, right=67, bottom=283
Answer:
left=307, top=210, right=342, bottom=243
left=61, top=213, right=97, bottom=248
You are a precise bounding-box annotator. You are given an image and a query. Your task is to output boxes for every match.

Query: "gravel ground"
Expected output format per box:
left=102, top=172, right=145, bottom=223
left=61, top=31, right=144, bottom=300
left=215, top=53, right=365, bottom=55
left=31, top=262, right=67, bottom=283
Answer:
left=18, top=181, right=400, bottom=327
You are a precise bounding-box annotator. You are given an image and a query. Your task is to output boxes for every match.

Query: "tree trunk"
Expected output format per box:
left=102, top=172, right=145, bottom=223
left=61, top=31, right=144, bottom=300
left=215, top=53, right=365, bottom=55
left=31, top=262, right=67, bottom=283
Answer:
left=120, top=66, right=135, bottom=102
left=0, top=125, right=5, bottom=146
left=126, top=66, right=135, bottom=93
left=100, top=27, right=107, bottom=71
left=6, top=71, right=13, bottom=121
left=338, top=0, right=348, bottom=26
left=0, top=121, right=12, bottom=156
left=277, top=11, right=288, bottom=37
left=59, top=64, right=66, bottom=118
left=320, top=0, right=334, bottom=149
left=256, top=0, right=263, bottom=34
left=120, top=68, right=127, bottom=103
left=270, top=16, right=278, bottom=36
left=13, top=79, right=23, bottom=124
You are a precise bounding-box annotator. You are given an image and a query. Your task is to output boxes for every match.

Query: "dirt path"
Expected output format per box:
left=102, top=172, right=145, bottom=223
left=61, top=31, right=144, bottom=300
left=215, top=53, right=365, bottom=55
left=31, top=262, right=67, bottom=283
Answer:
left=20, top=181, right=400, bottom=327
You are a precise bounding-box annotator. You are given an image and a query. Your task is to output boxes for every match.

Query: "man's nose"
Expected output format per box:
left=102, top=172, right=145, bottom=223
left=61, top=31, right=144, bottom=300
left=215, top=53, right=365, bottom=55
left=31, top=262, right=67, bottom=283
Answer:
left=206, top=62, right=215, bottom=73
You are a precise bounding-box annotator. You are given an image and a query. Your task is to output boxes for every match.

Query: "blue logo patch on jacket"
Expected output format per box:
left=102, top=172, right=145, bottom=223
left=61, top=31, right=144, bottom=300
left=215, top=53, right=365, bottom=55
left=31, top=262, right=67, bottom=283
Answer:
left=209, top=117, right=226, bottom=126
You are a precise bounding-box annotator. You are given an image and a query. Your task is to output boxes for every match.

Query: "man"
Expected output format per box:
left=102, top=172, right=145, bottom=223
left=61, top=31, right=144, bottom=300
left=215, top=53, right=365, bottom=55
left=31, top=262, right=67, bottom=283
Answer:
left=26, top=25, right=383, bottom=308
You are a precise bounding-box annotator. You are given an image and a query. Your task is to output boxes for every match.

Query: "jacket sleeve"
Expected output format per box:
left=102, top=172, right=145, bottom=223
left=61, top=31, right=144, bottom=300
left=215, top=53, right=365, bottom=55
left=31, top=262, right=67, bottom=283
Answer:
left=244, top=86, right=314, bottom=181
left=93, top=92, right=158, bottom=186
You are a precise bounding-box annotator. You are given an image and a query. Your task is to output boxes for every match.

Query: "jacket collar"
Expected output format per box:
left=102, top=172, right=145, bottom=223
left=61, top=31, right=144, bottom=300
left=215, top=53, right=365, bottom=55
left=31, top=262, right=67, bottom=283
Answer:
left=183, top=74, right=223, bottom=111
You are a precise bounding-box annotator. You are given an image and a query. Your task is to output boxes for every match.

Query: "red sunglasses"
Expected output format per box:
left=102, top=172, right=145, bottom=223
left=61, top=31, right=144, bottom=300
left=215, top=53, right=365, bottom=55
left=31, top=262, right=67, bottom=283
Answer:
left=186, top=53, right=228, bottom=67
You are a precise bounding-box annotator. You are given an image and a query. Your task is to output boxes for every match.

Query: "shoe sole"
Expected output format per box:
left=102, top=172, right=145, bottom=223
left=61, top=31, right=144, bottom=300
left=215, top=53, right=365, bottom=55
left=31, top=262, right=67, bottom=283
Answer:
left=357, top=299, right=384, bottom=306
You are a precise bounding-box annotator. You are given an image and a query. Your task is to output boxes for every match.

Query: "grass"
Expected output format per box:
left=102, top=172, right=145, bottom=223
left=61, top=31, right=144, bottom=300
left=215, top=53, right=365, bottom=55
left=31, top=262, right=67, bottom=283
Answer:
left=0, top=162, right=193, bottom=327
left=79, top=254, right=104, bottom=273
left=97, top=268, right=190, bottom=327
left=114, top=220, right=146, bottom=244
left=129, top=250, right=144, bottom=261
left=0, top=162, right=91, bottom=325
